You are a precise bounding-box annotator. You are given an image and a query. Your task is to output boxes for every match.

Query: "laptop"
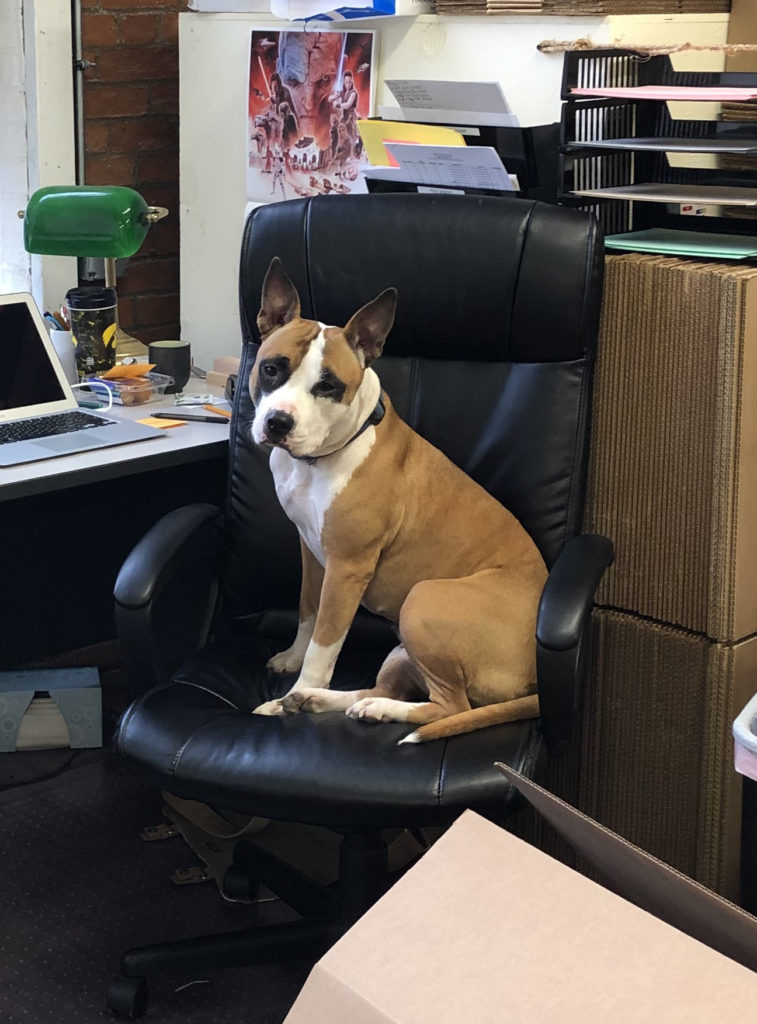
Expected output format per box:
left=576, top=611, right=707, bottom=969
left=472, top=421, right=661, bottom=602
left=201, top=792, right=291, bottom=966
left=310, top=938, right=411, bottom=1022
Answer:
left=0, top=292, right=165, bottom=467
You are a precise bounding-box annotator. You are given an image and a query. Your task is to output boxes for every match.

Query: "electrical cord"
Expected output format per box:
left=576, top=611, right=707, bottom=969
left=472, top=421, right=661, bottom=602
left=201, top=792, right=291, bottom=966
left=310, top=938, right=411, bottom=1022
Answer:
left=71, top=379, right=114, bottom=411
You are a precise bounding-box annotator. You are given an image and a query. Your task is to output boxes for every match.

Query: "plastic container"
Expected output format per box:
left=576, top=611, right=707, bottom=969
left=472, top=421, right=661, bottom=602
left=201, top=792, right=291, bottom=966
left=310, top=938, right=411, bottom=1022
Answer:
left=66, top=286, right=118, bottom=379
left=87, top=371, right=173, bottom=406
left=733, top=692, right=757, bottom=781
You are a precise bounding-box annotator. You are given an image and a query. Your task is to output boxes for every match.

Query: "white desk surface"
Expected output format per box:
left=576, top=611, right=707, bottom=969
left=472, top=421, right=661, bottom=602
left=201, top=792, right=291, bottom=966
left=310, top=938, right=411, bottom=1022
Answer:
left=1, top=395, right=232, bottom=503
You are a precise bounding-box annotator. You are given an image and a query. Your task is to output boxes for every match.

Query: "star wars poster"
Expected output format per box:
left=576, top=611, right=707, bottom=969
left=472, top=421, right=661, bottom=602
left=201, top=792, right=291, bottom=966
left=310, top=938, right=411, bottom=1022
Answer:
left=247, top=29, right=375, bottom=203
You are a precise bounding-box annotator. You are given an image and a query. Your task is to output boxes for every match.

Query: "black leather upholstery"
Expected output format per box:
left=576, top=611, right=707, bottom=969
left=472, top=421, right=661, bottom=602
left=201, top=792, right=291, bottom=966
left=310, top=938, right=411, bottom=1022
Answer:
left=109, top=194, right=611, bottom=1014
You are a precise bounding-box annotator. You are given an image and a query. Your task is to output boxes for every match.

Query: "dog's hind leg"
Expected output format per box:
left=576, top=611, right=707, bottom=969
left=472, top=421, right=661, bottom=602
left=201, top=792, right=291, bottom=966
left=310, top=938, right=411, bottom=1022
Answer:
left=351, top=570, right=538, bottom=731
left=344, top=644, right=433, bottom=722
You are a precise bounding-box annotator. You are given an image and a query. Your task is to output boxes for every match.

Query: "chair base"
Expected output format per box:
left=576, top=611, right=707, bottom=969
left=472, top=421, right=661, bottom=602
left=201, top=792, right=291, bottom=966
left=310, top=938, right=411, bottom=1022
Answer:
left=107, top=829, right=390, bottom=1019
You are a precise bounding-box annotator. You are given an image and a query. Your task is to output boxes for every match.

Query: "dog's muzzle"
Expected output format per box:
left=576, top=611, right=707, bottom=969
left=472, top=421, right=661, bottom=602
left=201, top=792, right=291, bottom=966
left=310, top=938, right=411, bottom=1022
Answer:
left=264, top=409, right=295, bottom=443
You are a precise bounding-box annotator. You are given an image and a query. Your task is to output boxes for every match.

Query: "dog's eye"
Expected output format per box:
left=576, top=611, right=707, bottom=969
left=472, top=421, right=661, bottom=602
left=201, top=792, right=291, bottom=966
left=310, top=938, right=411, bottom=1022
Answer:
left=257, top=359, right=290, bottom=391
left=311, top=371, right=345, bottom=401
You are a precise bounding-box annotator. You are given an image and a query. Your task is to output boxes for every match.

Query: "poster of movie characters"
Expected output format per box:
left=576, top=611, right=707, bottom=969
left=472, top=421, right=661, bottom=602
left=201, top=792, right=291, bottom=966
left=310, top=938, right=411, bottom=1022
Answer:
left=247, top=29, right=375, bottom=202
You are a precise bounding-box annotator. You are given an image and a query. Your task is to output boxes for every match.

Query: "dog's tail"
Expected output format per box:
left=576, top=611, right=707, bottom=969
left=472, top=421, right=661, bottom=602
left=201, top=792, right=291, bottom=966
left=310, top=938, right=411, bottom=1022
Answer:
left=397, top=693, right=540, bottom=745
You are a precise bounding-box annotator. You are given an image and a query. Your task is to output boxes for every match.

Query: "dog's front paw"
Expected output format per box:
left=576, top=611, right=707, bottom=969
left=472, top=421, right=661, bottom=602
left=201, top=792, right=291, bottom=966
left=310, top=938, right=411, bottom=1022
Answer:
left=252, top=699, right=286, bottom=716
left=280, top=687, right=340, bottom=714
left=346, top=697, right=398, bottom=723
left=267, top=649, right=305, bottom=674
left=280, top=691, right=308, bottom=715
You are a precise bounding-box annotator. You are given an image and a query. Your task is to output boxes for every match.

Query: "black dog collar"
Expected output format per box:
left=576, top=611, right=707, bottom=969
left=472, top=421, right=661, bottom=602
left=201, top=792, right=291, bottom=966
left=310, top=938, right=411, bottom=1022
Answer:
left=295, top=395, right=385, bottom=465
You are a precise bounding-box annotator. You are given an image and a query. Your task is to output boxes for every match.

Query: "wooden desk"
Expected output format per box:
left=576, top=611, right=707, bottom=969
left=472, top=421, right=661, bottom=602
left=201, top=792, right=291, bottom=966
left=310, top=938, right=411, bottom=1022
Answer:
left=1, top=398, right=231, bottom=668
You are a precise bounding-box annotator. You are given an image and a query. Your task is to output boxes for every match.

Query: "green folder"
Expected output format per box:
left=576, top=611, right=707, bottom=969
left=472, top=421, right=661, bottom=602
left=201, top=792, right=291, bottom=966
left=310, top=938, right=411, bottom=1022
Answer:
left=605, top=229, right=757, bottom=260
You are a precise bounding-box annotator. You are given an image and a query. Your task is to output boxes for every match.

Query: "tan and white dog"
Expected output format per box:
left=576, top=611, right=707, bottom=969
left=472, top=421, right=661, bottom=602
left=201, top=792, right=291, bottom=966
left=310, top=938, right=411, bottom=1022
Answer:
left=250, top=258, right=547, bottom=743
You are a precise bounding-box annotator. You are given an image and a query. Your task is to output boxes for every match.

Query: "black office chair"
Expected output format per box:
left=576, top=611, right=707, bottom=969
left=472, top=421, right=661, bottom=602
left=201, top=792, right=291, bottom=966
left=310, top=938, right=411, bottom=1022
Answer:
left=108, top=193, right=612, bottom=1018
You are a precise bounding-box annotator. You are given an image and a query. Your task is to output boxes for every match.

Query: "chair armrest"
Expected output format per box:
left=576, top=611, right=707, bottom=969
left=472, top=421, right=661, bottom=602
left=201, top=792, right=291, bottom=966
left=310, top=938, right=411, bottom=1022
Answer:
left=536, top=533, right=614, bottom=756
left=114, top=503, right=224, bottom=697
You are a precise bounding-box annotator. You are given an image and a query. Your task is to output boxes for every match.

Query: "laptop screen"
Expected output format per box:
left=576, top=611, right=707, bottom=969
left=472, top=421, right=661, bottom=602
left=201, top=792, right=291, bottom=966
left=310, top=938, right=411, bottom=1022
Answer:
left=0, top=300, right=68, bottom=411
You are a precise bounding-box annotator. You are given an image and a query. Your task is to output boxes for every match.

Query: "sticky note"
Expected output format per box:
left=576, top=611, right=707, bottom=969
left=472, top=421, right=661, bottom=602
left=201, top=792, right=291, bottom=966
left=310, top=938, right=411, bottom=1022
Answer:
left=137, top=416, right=187, bottom=429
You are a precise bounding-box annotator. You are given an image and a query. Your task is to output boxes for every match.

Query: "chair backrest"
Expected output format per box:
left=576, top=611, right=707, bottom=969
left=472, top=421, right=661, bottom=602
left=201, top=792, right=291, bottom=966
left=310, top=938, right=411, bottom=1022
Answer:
left=223, top=193, right=604, bottom=620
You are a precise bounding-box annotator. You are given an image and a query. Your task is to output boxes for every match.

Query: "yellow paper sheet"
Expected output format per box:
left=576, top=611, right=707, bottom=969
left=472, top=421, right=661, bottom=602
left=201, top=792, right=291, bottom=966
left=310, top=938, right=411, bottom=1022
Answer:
left=357, top=120, right=466, bottom=167
left=137, top=416, right=187, bottom=429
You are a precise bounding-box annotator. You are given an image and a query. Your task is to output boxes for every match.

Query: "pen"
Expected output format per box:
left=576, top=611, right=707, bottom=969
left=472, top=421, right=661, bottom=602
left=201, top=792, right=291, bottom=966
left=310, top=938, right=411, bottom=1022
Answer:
left=153, top=412, right=229, bottom=423
left=44, top=311, right=66, bottom=330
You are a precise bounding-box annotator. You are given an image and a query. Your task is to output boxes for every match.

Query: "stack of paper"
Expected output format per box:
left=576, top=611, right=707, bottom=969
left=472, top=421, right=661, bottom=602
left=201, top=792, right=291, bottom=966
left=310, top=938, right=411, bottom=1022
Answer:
left=357, top=120, right=466, bottom=167
left=382, top=80, right=518, bottom=129
left=571, top=86, right=757, bottom=102
left=357, top=113, right=515, bottom=193
left=365, top=143, right=515, bottom=192
left=564, top=136, right=757, bottom=154
left=604, top=228, right=757, bottom=260
left=570, top=183, right=757, bottom=207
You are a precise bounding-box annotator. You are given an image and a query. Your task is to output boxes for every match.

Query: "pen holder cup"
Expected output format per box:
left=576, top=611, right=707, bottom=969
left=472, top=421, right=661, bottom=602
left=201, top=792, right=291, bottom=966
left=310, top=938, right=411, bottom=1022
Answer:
left=49, top=329, right=78, bottom=385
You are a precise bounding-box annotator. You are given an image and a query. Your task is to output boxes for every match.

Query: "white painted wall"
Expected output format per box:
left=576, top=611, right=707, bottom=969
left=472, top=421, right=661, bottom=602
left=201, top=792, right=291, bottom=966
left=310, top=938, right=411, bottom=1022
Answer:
left=179, top=11, right=729, bottom=370
left=24, top=0, right=78, bottom=316
left=0, top=1, right=76, bottom=312
left=0, top=1, right=30, bottom=295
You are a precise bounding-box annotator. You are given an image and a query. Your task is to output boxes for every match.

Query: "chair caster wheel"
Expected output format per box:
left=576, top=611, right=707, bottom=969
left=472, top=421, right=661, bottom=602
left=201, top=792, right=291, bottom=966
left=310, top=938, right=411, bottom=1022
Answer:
left=222, top=864, right=260, bottom=902
left=107, top=975, right=149, bottom=1019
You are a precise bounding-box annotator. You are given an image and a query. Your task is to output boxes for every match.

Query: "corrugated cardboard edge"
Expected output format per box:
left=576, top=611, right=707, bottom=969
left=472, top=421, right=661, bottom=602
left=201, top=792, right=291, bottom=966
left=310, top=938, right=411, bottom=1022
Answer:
left=734, top=272, right=757, bottom=637
left=585, top=255, right=757, bottom=640
left=726, top=0, right=757, bottom=73
left=576, top=610, right=755, bottom=897
left=496, top=762, right=757, bottom=975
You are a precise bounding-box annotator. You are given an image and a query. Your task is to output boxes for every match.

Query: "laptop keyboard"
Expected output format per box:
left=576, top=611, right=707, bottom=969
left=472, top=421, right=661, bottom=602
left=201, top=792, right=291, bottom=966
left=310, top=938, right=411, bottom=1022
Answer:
left=0, top=410, right=117, bottom=446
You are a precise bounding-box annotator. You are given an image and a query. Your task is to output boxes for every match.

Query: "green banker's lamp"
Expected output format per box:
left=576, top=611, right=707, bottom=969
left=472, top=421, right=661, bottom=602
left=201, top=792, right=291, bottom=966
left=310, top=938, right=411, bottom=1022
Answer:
left=22, top=185, right=168, bottom=345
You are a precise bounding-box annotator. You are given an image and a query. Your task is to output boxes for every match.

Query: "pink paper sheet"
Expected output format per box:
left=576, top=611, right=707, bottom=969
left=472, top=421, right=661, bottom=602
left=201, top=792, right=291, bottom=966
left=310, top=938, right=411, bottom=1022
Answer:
left=571, top=85, right=757, bottom=102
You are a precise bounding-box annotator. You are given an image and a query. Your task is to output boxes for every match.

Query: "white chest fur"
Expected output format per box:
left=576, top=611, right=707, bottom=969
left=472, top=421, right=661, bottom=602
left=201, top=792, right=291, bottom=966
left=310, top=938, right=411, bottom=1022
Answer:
left=269, top=428, right=376, bottom=565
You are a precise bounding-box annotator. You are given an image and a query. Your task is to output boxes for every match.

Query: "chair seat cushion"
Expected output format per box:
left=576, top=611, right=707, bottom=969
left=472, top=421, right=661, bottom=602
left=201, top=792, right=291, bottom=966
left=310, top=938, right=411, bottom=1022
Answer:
left=115, top=621, right=544, bottom=830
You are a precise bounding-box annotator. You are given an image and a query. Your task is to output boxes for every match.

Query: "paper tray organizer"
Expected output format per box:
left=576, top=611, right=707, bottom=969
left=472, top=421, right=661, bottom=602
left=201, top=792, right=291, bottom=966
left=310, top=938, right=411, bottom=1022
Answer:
left=558, top=48, right=757, bottom=240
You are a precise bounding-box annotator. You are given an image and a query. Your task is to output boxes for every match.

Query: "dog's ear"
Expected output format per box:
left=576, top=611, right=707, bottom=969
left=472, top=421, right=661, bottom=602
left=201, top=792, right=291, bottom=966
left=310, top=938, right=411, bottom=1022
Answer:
left=344, top=288, right=397, bottom=366
left=257, top=257, right=301, bottom=338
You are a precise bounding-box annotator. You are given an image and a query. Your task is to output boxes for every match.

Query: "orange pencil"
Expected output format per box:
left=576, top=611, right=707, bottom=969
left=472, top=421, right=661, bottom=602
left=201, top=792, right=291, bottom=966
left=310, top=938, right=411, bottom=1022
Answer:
left=204, top=403, right=231, bottom=419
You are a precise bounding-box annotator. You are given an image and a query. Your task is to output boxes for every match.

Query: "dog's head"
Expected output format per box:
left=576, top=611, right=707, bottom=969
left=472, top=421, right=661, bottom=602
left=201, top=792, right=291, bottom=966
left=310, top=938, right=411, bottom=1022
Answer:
left=249, top=257, right=397, bottom=458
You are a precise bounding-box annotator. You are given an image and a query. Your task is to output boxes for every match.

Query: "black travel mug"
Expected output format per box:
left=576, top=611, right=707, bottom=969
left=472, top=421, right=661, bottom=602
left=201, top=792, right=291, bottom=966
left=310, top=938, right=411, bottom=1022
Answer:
left=66, top=286, right=118, bottom=380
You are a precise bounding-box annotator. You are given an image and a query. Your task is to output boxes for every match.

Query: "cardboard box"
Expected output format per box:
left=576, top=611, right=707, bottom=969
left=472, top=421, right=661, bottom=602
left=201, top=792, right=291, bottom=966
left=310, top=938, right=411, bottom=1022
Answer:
left=585, top=254, right=757, bottom=643
left=564, top=609, right=756, bottom=901
left=514, top=609, right=754, bottom=902
left=0, top=667, right=101, bottom=752
left=727, top=0, right=757, bottom=73
left=286, top=773, right=757, bottom=1024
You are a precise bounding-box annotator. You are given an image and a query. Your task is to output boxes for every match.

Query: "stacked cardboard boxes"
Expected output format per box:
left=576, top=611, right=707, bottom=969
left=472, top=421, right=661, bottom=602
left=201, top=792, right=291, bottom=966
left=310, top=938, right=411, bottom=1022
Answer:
left=573, top=253, right=757, bottom=900
left=436, top=1, right=729, bottom=13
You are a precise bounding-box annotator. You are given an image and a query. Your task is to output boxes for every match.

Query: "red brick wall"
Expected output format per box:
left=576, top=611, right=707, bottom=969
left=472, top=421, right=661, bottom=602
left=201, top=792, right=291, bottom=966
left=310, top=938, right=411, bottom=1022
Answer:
left=80, top=0, right=188, bottom=344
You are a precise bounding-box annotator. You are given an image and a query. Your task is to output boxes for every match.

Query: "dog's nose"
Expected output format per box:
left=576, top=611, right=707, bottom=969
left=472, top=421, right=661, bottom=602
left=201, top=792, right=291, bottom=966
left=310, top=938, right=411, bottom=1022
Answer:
left=266, top=410, right=295, bottom=440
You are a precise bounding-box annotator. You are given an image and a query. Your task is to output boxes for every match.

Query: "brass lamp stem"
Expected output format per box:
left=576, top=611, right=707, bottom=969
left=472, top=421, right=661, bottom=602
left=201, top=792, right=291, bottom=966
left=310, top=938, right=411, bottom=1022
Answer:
left=104, top=257, right=117, bottom=289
